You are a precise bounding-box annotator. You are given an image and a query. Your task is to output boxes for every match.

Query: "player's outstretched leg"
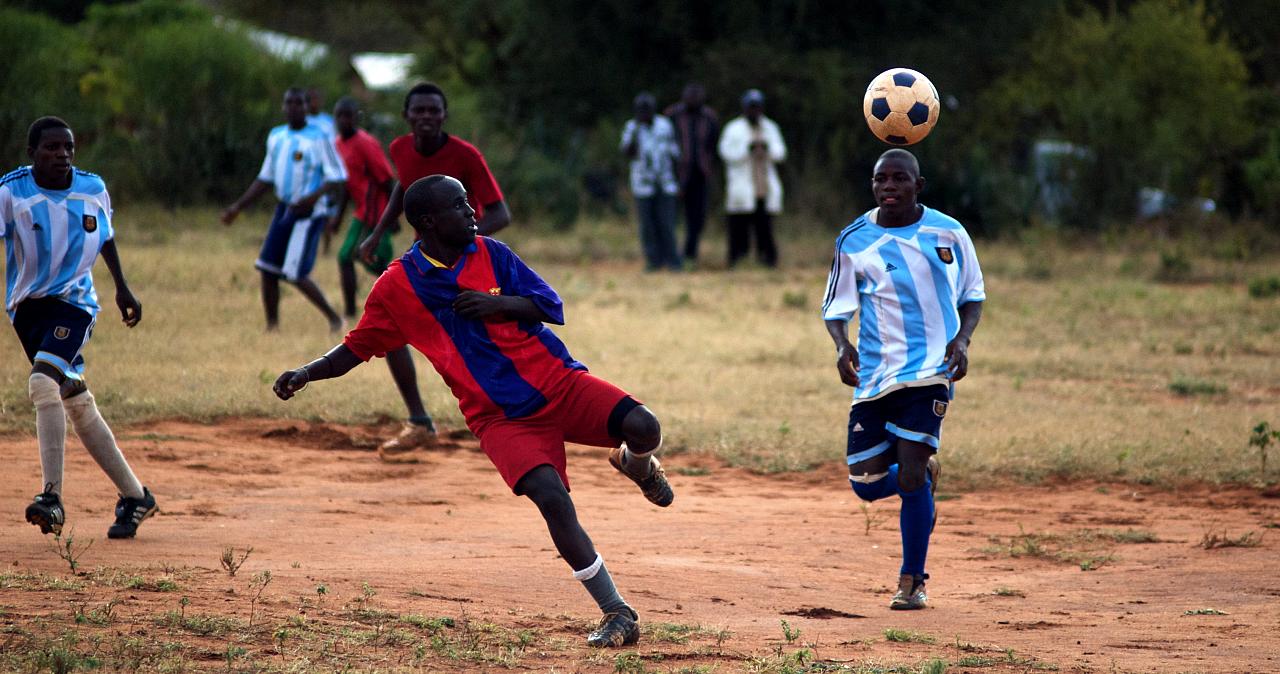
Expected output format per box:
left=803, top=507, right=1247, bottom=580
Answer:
left=26, top=369, right=67, bottom=535
left=891, top=441, right=935, bottom=610
left=260, top=271, right=281, bottom=331
left=607, top=405, right=673, bottom=507
left=516, top=466, right=639, bottom=647
left=63, top=385, right=157, bottom=539
left=293, top=277, right=344, bottom=333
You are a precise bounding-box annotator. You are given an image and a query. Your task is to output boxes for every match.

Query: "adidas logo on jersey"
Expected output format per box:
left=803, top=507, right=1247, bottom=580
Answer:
left=885, top=263, right=897, bottom=272
left=31, top=222, right=42, bottom=231
left=852, top=422, right=864, bottom=432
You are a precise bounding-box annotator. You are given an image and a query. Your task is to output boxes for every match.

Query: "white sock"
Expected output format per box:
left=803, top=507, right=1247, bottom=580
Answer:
left=64, top=391, right=145, bottom=499
left=29, top=373, right=65, bottom=495
left=621, top=439, right=661, bottom=474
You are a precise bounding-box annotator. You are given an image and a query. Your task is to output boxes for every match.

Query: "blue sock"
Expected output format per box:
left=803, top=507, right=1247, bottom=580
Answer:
left=850, top=464, right=898, bottom=502
left=897, top=476, right=934, bottom=576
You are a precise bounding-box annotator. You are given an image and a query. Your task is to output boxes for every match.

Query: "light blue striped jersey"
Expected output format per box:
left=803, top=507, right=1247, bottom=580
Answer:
left=821, top=205, right=985, bottom=401
left=0, top=166, right=114, bottom=320
left=256, top=123, right=347, bottom=206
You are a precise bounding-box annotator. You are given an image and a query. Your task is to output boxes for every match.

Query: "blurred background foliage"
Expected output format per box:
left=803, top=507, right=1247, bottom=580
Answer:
left=3, top=0, right=1278, bottom=239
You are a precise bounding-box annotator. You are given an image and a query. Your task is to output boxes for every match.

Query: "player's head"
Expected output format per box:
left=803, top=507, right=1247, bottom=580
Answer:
left=305, top=87, right=325, bottom=115
left=741, top=89, right=765, bottom=122
left=334, top=97, right=360, bottom=138
left=872, top=148, right=925, bottom=215
left=26, top=116, right=75, bottom=181
left=404, top=175, right=476, bottom=247
left=681, top=83, right=706, bottom=109
left=282, top=87, right=308, bottom=128
left=403, top=83, right=448, bottom=139
left=633, top=92, right=656, bottom=123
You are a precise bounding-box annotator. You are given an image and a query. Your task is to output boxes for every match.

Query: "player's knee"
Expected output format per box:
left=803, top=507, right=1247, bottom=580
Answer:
left=28, top=371, right=62, bottom=408
left=520, top=467, right=573, bottom=513
left=850, top=472, right=895, bottom=502
left=621, top=405, right=661, bottom=452
left=897, top=464, right=928, bottom=493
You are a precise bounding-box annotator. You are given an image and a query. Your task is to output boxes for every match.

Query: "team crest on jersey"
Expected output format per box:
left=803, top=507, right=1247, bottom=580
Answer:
left=292, top=151, right=303, bottom=162
left=83, top=214, right=97, bottom=232
left=54, top=326, right=70, bottom=340
left=933, top=400, right=948, bottom=417
left=935, top=247, right=954, bottom=264
left=488, top=287, right=501, bottom=296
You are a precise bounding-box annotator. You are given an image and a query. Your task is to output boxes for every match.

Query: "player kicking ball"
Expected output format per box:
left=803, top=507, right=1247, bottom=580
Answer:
left=3, top=117, right=157, bottom=539
left=821, top=149, right=984, bottom=609
left=273, top=175, right=674, bottom=647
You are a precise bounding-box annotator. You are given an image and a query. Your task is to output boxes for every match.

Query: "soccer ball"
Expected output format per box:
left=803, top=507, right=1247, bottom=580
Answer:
left=862, top=68, right=940, bottom=146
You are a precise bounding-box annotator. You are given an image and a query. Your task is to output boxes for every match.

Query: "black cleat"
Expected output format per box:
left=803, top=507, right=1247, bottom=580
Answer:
left=107, top=487, right=157, bottom=539
left=586, top=606, right=639, bottom=648
left=609, top=446, right=674, bottom=507
left=25, top=487, right=64, bottom=536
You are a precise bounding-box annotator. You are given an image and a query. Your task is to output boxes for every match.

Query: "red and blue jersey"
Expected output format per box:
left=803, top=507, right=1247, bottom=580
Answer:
left=344, top=236, right=586, bottom=424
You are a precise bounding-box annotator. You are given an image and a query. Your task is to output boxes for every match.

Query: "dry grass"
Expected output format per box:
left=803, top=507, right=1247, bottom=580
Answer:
left=1, top=206, right=1278, bottom=486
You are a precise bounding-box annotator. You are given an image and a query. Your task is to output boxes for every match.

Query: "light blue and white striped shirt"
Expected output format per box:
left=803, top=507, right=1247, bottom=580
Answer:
left=256, top=124, right=347, bottom=207
left=1, top=166, right=114, bottom=320
left=822, top=206, right=985, bottom=401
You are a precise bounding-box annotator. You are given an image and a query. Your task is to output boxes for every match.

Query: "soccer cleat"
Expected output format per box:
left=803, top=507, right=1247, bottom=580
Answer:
left=927, top=455, right=941, bottom=534
left=377, top=422, right=438, bottom=462
left=107, top=487, right=157, bottom=539
left=608, top=446, right=674, bottom=507
left=25, top=487, right=64, bottom=536
left=586, top=606, right=640, bottom=647
left=890, top=573, right=929, bottom=610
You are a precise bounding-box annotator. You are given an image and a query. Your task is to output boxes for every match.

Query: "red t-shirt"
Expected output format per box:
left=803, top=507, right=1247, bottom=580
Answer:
left=388, top=134, right=504, bottom=218
left=335, top=129, right=394, bottom=223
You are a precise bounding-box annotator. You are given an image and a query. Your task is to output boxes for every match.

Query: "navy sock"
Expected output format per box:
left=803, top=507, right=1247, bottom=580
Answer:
left=897, top=476, right=934, bottom=576
left=850, top=464, right=899, bottom=502
left=573, top=555, right=630, bottom=615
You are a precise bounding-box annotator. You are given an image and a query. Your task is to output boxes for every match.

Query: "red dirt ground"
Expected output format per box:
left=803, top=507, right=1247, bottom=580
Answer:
left=2, top=418, right=1278, bottom=673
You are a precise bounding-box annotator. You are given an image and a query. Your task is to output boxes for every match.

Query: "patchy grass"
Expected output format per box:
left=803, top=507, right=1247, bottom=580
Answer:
left=1199, top=529, right=1264, bottom=549
left=983, top=527, right=1159, bottom=569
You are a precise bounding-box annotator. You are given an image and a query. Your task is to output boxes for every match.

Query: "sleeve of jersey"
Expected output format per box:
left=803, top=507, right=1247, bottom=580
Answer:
left=366, top=138, right=395, bottom=184
left=100, top=186, right=115, bottom=241
left=821, top=248, right=860, bottom=322
left=0, top=187, right=11, bottom=237
left=342, top=285, right=407, bottom=360
left=321, top=137, right=348, bottom=182
left=466, top=147, right=505, bottom=207
left=957, top=231, right=986, bottom=304
left=257, top=133, right=276, bottom=183
left=491, top=242, right=564, bottom=325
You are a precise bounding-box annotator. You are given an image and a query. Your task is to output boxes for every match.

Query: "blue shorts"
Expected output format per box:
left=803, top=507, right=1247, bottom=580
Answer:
left=846, top=384, right=950, bottom=466
left=12, top=297, right=96, bottom=381
left=255, top=203, right=325, bottom=282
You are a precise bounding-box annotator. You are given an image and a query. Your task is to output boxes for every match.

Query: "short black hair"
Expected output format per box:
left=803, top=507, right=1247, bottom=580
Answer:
left=284, top=86, right=307, bottom=100
left=403, top=82, right=447, bottom=113
left=876, top=148, right=920, bottom=178
left=28, top=116, right=70, bottom=150
left=403, top=175, right=456, bottom=227
left=334, top=96, right=360, bottom=113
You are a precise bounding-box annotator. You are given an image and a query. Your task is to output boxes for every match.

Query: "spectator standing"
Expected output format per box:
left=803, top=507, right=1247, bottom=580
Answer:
left=620, top=92, right=681, bottom=272
left=718, top=89, right=786, bottom=268
left=664, top=84, right=719, bottom=265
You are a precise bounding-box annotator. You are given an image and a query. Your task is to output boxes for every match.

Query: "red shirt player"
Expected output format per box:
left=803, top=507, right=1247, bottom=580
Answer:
left=274, top=175, right=672, bottom=649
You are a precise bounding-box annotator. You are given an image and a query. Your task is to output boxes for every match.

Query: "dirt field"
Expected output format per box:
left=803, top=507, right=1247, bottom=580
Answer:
left=2, top=419, right=1277, bottom=673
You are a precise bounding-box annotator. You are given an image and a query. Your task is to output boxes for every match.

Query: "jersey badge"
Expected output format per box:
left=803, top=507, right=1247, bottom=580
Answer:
left=292, top=151, right=304, bottom=162
left=54, top=326, right=70, bottom=340
left=933, top=400, right=948, bottom=417
left=935, top=247, right=954, bottom=264
left=83, top=214, right=97, bottom=233
left=488, top=287, right=501, bottom=296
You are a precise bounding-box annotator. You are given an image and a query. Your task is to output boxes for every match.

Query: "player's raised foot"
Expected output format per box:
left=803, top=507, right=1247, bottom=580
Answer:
left=107, top=487, right=157, bottom=539
left=378, top=422, right=438, bottom=462
left=25, top=487, right=64, bottom=536
left=927, top=455, right=941, bottom=534
left=889, top=573, right=928, bottom=610
left=608, top=445, right=674, bottom=507
left=586, top=606, right=639, bottom=648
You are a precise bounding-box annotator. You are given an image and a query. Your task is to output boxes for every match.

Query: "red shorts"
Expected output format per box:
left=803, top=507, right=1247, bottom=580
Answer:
left=470, top=371, right=640, bottom=493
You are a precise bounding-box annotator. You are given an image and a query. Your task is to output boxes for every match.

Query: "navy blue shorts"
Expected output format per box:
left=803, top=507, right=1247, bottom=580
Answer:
left=12, top=297, right=96, bottom=381
left=255, top=203, right=325, bottom=282
left=846, top=384, right=950, bottom=466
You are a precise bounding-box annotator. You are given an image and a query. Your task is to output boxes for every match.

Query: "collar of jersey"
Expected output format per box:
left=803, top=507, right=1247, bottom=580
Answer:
left=412, top=241, right=477, bottom=272
left=869, top=205, right=928, bottom=235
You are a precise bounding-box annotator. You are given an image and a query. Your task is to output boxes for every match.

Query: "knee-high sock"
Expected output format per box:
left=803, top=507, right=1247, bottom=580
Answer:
left=897, top=476, right=934, bottom=576
left=572, top=554, right=630, bottom=615
left=29, top=373, right=65, bottom=495
left=63, top=391, right=144, bottom=500
left=850, top=464, right=899, bottom=502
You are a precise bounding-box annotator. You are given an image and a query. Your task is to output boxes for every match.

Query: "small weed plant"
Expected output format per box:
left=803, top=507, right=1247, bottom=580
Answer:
left=220, top=546, right=252, bottom=577
left=47, top=529, right=93, bottom=574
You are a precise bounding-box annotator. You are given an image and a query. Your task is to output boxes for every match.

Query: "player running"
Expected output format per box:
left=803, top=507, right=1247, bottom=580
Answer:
left=273, top=175, right=673, bottom=647
left=3, top=116, right=158, bottom=539
left=221, top=87, right=347, bottom=333
left=356, top=82, right=512, bottom=458
left=821, top=148, right=984, bottom=610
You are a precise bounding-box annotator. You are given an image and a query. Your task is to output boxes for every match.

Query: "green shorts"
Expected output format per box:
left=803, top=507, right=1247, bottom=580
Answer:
left=337, top=217, right=394, bottom=274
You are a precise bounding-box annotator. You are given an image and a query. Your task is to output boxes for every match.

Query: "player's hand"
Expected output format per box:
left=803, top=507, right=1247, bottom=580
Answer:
left=944, top=338, right=970, bottom=381
left=288, top=201, right=315, bottom=218
left=835, top=344, right=860, bottom=387
left=116, top=289, right=142, bottom=327
left=273, top=369, right=309, bottom=401
left=453, top=290, right=507, bottom=321
left=357, top=234, right=378, bottom=264
left=220, top=205, right=239, bottom=226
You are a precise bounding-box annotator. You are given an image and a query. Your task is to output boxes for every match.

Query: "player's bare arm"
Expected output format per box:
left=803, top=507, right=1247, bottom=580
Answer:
left=359, top=181, right=404, bottom=262
left=273, top=345, right=363, bottom=400
left=99, top=239, right=141, bottom=328
left=824, top=318, right=860, bottom=387
left=476, top=200, right=510, bottom=236
left=945, top=300, right=983, bottom=381
left=221, top=179, right=272, bottom=225
left=453, top=291, right=552, bottom=323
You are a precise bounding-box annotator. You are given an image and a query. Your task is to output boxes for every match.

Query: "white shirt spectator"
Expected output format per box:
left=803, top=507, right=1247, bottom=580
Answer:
left=620, top=116, right=680, bottom=198
left=718, top=115, right=786, bottom=214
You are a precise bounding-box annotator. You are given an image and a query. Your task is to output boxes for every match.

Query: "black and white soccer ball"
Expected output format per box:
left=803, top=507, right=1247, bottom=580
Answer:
left=862, top=68, right=940, bottom=146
